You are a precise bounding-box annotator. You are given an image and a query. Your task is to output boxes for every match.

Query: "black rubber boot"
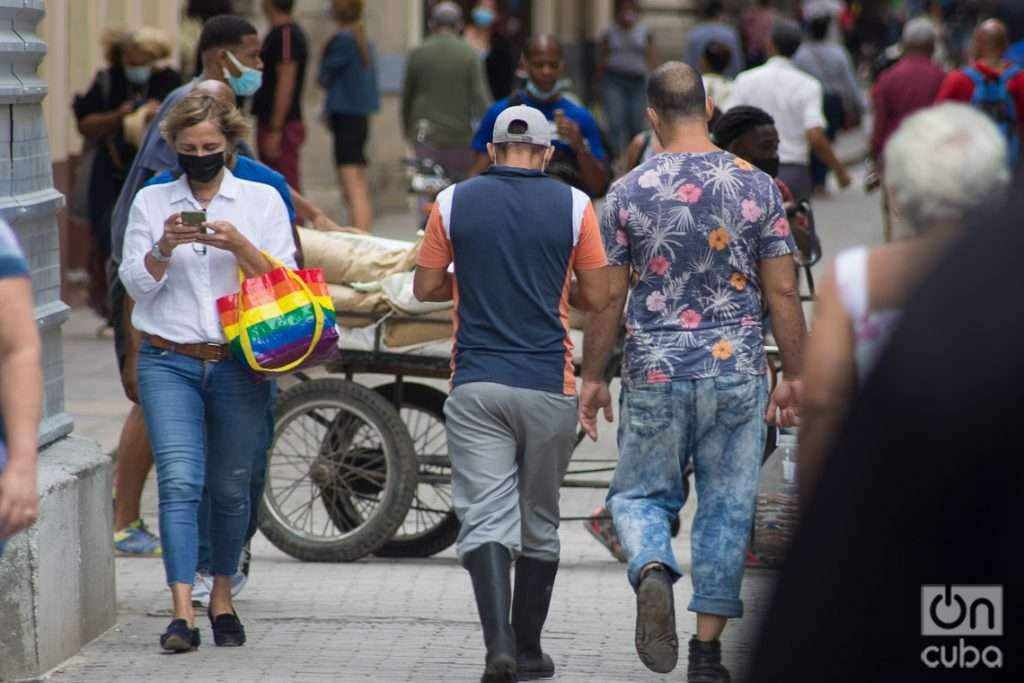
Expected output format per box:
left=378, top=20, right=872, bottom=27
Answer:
left=465, top=543, right=517, bottom=683
left=512, top=557, right=558, bottom=680
left=687, top=636, right=731, bottom=682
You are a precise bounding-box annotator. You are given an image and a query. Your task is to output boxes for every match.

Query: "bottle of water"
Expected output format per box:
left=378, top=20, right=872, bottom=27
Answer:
left=752, top=431, right=800, bottom=565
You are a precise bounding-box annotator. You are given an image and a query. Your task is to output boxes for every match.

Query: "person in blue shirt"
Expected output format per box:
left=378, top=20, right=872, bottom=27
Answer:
left=469, top=34, right=610, bottom=197
left=0, top=220, right=42, bottom=560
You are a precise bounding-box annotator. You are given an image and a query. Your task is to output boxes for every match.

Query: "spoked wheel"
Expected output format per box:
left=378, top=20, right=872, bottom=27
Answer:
left=259, top=378, right=417, bottom=562
left=372, top=383, right=461, bottom=558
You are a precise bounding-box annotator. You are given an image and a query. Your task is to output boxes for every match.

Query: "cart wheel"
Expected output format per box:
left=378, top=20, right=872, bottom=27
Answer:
left=259, top=378, right=417, bottom=562
left=372, top=383, right=461, bottom=558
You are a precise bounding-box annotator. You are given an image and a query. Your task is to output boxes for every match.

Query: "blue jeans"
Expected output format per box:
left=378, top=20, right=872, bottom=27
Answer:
left=197, top=383, right=276, bottom=574
left=137, top=341, right=272, bottom=585
left=602, top=71, right=648, bottom=155
left=607, top=375, right=768, bottom=618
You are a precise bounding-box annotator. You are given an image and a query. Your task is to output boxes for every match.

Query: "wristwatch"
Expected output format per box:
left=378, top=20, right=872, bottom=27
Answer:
left=150, top=242, right=172, bottom=263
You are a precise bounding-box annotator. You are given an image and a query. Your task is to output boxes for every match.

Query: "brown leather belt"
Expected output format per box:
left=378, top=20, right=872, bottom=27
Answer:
left=144, top=334, right=231, bottom=362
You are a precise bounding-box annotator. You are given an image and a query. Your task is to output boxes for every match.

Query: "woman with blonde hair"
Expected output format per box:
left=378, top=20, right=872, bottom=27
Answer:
left=119, top=92, right=296, bottom=653
left=799, top=103, right=1011, bottom=505
left=318, top=0, right=379, bottom=232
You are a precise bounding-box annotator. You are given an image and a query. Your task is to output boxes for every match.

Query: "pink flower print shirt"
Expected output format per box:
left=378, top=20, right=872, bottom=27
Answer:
left=600, top=151, right=795, bottom=385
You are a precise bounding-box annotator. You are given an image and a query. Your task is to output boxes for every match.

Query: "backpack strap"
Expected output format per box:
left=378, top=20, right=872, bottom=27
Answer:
left=999, top=64, right=1021, bottom=85
left=963, top=66, right=986, bottom=88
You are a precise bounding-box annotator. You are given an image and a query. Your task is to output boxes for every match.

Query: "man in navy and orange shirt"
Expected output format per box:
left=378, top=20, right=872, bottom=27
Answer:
left=414, top=105, right=609, bottom=683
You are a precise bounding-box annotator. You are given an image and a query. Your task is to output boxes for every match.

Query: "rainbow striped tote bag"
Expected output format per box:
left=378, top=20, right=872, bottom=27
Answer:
left=217, top=253, right=339, bottom=379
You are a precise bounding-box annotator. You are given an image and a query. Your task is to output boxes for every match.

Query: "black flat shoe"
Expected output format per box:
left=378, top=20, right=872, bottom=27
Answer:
left=160, top=618, right=200, bottom=653
left=208, top=609, right=246, bottom=647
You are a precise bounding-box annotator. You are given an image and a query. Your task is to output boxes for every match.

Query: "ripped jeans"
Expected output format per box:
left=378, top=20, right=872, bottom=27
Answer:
left=137, top=341, right=271, bottom=585
left=607, top=375, right=768, bottom=618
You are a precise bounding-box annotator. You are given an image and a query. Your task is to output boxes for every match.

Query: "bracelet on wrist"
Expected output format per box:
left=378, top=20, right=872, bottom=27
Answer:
left=151, top=241, right=172, bottom=263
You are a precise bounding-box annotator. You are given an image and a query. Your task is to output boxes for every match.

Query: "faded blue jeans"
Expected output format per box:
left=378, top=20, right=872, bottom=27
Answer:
left=137, top=341, right=272, bottom=585
left=607, top=374, right=768, bottom=618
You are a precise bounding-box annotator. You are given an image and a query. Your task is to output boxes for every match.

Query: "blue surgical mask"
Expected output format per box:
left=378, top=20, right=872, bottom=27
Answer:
left=223, top=51, right=263, bottom=97
left=472, top=7, right=496, bottom=27
left=124, top=65, right=152, bottom=85
left=526, top=80, right=560, bottom=101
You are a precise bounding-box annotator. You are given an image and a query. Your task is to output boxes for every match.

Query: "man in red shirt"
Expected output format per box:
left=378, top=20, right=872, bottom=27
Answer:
left=871, top=18, right=946, bottom=241
left=935, top=19, right=1024, bottom=140
left=871, top=18, right=946, bottom=159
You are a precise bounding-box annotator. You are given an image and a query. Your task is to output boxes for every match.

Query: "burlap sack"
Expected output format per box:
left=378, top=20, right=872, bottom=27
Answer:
left=299, top=228, right=420, bottom=285
left=328, top=283, right=388, bottom=328
left=382, top=311, right=454, bottom=348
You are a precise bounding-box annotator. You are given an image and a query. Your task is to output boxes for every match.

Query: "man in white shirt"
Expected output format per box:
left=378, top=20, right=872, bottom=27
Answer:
left=727, top=20, right=850, bottom=200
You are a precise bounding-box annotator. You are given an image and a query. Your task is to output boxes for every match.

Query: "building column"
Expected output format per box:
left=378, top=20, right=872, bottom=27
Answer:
left=0, top=2, right=115, bottom=679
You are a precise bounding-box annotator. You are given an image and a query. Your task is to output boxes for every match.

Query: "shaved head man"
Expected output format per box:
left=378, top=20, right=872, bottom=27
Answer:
left=194, top=78, right=237, bottom=107
left=974, top=18, right=1011, bottom=65
left=582, top=58, right=806, bottom=682
left=936, top=17, right=1024, bottom=163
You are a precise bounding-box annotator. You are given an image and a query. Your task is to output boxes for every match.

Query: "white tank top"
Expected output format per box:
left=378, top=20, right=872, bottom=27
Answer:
left=833, top=247, right=903, bottom=383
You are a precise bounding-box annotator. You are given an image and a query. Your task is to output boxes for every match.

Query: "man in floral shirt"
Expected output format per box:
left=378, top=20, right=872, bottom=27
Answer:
left=580, top=62, right=806, bottom=682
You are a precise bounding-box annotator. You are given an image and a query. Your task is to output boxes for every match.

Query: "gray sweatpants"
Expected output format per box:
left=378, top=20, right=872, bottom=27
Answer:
left=444, top=382, right=577, bottom=564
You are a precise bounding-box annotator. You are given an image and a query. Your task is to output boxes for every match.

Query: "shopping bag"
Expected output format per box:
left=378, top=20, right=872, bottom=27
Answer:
left=217, top=253, right=339, bottom=378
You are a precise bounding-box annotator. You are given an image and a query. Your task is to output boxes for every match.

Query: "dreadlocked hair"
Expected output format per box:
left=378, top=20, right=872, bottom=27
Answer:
left=711, top=106, right=775, bottom=149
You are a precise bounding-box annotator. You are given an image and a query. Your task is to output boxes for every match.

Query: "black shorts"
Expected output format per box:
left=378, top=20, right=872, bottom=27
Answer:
left=110, top=275, right=128, bottom=374
left=330, top=113, right=369, bottom=166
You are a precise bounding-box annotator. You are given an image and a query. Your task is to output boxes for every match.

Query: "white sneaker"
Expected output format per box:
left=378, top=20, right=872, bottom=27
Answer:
left=230, top=545, right=251, bottom=597
left=191, top=572, right=212, bottom=608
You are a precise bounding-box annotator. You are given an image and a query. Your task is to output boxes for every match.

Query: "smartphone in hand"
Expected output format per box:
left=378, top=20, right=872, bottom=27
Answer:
left=181, top=210, right=207, bottom=234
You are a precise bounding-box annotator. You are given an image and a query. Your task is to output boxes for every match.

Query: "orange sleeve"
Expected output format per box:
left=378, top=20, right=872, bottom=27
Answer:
left=416, top=203, right=452, bottom=269
left=573, top=202, right=609, bottom=271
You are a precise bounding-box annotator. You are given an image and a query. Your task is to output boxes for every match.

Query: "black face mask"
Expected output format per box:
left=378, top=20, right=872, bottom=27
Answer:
left=755, top=156, right=780, bottom=178
left=177, top=152, right=225, bottom=183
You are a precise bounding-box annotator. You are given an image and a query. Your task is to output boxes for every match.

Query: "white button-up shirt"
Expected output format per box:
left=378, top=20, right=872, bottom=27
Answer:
left=119, top=168, right=298, bottom=344
left=726, top=57, right=827, bottom=165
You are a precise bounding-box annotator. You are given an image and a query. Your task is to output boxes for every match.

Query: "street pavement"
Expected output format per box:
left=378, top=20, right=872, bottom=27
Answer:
left=50, top=143, right=884, bottom=683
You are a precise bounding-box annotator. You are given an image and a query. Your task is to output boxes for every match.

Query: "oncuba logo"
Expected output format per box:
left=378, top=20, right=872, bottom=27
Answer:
left=921, top=585, right=1003, bottom=669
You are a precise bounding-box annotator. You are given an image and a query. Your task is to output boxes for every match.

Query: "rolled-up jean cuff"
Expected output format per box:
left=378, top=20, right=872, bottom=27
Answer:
left=627, top=550, right=683, bottom=592
left=688, top=592, right=743, bottom=619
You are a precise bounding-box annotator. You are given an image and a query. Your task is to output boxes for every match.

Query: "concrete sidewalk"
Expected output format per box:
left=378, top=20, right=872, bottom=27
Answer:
left=49, top=150, right=890, bottom=681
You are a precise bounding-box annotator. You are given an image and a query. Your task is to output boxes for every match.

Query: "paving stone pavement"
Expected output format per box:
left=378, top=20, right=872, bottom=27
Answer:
left=55, top=303, right=778, bottom=683
left=51, top=153, right=883, bottom=682
left=48, top=503, right=776, bottom=683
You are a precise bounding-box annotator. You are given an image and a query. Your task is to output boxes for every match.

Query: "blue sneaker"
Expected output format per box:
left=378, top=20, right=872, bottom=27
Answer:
left=114, top=519, right=162, bottom=556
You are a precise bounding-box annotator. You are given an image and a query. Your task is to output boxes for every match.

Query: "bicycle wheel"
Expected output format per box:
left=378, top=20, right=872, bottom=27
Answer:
left=259, top=378, right=417, bottom=562
left=372, top=383, right=461, bottom=558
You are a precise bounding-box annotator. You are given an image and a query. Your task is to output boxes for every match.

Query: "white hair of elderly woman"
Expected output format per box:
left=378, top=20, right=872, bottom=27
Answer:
left=884, top=103, right=1011, bottom=232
